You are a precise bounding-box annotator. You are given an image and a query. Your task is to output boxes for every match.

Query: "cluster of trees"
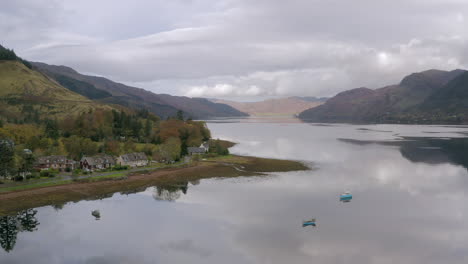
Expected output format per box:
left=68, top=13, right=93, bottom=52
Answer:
left=0, top=108, right=215, bottom=179
left=0, top=44, right=32, bottom=69
left=0, top=140, right=35, bottom=181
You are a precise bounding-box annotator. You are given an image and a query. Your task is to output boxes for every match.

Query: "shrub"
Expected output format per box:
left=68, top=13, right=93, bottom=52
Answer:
left=40, top=171, right=50, bottom=177
left=203, top=153, right=218, bottom=158
left=0, top=180, right=4, bottom=184
left=14, top=176, right=24, bottom=181
left=65, top=167, right=72, bottom=173
left=113, top=165, right=129, bottom=171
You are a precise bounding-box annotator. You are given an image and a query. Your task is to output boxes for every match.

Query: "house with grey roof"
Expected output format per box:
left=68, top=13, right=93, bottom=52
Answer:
left=200, top=141, right=210, bottom=152
left=0, top=139, right=14, bottom=148
left=117, top=152, right=148, bottom=167
left=188, top=141, right=210, bottom=155
left=80, top=154, right=116, bottom=171
left=36, top=155, right=76, bottom=171
left=188, top=147, right=206, bottom=155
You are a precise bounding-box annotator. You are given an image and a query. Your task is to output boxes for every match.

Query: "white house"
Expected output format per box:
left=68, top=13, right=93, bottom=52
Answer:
left=117, top=152, right=148, bottom=167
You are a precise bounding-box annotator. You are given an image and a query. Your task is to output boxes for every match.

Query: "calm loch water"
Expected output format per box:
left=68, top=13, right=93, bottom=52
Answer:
left=2, top=119, right=468, bottom=264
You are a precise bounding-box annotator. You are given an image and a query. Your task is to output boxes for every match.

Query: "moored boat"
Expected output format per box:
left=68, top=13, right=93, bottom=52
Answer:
left=340, top=191, right=352, bottom=202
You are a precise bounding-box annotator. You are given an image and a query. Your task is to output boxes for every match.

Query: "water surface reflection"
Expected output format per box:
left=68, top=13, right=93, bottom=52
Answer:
left=1, top=121, right=468, bottom=264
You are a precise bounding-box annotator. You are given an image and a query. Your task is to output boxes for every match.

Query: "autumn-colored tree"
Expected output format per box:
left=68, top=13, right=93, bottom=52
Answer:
left=62, top=136, right=99, bottom=160
left=104, top=140, right=121, bottom=156
left=157, top=137, right=181, bottom=162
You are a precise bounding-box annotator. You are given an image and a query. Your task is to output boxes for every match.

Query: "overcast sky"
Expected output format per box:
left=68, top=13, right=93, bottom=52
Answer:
left=2, top=0, right=468, bottom=101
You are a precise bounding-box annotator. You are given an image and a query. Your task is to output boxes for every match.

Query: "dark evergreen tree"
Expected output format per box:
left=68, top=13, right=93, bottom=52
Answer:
left=0, top=140, right=15, bottom=179
left=176, top=110, right=184, bottom=121
left=45, top=119, right=60, bottom=139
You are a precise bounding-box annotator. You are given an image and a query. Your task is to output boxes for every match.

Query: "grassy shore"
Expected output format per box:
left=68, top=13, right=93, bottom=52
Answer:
left=0, top=155, right=309, bottom=216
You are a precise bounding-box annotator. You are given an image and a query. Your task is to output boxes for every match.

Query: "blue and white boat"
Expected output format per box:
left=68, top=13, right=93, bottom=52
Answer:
left=302, top=218, right=316, bottom=227
left=340, top=191, right=352, bottom=202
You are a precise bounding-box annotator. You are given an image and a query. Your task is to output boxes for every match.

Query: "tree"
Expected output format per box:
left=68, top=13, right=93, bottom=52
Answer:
left=158, top=137, right=181, bottom=162
left=211, top=139, right=230, bottom=156
left=62, top=136, right=99, bottom=160
left=0, top=140, right=15, bottom=179
left=104, top=140, right=121, bottom=156
left=18, top=150, right=35, bottom=178
left=0, top=45, right=17, bottom=60
left=45, top=119, right=59, bottom=140
left=176, top=110, right=184, bottom=121
left=144, top=119, right=152, bottom=139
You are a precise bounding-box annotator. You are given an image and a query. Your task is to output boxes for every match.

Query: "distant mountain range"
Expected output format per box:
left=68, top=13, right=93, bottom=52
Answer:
left=211, top=97, right=326, bottom=116
left=299, top=69, right=468, bottom=124
left=31, top=62, right=247, bottom=119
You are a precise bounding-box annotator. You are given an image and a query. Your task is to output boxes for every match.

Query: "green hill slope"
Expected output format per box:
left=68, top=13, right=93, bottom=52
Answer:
left=32, top=62, right=248, bottom=119
left=0, top=60, right=112, bottom=122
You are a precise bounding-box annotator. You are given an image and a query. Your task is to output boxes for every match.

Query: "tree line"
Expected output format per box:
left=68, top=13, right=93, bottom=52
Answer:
left=0, top=108, right=212, bottom=179
left=0, top=44, right=32, bottom=69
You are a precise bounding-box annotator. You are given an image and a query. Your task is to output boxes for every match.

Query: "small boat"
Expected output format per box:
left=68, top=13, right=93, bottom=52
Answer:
left=91, top=210, right=101, bottom=219
left=302, top=218, right=317, bottom=227
left=340, top=191, right=352, bottom=202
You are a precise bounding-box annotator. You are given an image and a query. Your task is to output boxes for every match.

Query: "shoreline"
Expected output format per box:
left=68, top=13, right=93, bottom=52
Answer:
left=0, top=155, right=309, bottom=216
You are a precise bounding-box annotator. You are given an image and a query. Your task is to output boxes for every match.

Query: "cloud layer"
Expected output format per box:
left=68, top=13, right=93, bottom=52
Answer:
left=2, top=0, right=468, bottom=99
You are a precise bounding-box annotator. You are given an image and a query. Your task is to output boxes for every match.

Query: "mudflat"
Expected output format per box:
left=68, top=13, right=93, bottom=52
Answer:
left=0, top=156, right=309, bottom=216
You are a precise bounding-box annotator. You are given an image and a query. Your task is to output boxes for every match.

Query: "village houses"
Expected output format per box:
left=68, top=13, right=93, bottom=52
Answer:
left=117, top=152, right=148, bottom=167
left=80, top=154, right=116, bottom=171
left=36, top=156, right=76, bottom=171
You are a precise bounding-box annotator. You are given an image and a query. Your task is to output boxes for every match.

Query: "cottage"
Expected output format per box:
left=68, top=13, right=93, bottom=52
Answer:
left=0, top=139, right=14, bottom=148
left=80, top=154, right=116, bottom=171
left=187, top=147, right=206, bottom=155
left=187, top=141, right=210, bottom=155
left=117, top=152, right=148, bottom=167
left=36, top=156, right=76, bottom=171
left=200, top=141, right=210, bottom=152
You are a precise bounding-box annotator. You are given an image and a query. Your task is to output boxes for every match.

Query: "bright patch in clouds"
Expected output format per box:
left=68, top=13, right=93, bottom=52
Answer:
left=2, top=0, right=468, bottom=99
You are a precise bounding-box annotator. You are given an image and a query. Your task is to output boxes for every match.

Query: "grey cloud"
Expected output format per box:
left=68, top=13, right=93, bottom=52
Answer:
left=3, top=0, right=468, bottom=99
left=160, top=239, right=212, bottom=257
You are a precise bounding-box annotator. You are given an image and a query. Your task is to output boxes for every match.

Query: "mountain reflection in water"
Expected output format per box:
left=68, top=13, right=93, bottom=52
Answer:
left=339, top=137, right=468, bottom=170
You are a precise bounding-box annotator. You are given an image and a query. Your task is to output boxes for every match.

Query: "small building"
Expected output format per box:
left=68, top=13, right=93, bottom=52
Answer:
left=0, top=139, right=14, bottom=148
left=188, top=147, right=206, bottom=155
left=187, top=141, right=210, bottom=155
left=36, top=156, right=76, bottom=171
left=23, top=149, right=33, bottom=155
left=80, top=154, right=116, bottom=171
left=200, top=141, right=210, bottom=152
left=117, top=152, right=148, bottom=167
